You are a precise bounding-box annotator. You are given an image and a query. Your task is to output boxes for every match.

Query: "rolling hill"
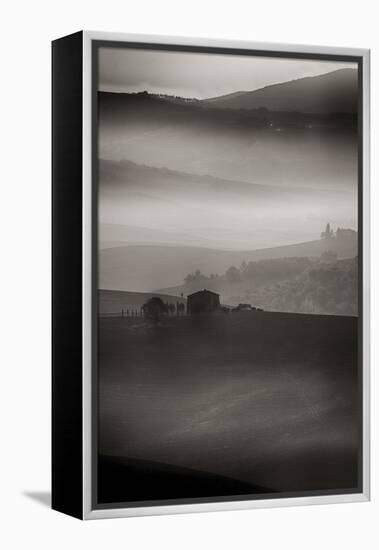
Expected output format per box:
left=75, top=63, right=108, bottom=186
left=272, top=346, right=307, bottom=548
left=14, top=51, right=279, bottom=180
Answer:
left=99, top=158, right=354, bottom=201
left=98, top=82, right=357, bottom=188
left=202, top=68, right=358, bottom=113
left=99, top=222, right=224, bottom=250
left=99, top=233, right=357, bottom=293
left=99, top=159, right=357, bottom=251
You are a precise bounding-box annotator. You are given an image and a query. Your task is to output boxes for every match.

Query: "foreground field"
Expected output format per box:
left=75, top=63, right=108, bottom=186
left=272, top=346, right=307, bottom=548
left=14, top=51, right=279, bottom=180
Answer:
left=98, top=310, right=359, bottom=504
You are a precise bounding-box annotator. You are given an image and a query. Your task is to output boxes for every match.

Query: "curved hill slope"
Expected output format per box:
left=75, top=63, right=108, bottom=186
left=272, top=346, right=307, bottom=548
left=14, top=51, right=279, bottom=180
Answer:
left=203, top=68, right=358, bottom=113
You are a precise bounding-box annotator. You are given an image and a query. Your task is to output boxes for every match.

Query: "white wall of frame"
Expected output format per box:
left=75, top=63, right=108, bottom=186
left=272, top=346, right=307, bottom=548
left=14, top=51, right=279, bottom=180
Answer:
left=1, top=0, right=377, bottom=548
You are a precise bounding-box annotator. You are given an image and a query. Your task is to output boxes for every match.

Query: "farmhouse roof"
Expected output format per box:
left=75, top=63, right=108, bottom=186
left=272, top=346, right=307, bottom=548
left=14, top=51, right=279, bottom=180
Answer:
left=187, top=289, right=220, bottom=298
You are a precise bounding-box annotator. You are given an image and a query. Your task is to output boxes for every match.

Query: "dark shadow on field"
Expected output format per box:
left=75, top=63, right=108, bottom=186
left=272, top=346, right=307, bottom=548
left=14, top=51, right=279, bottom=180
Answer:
left=98, top=310, right=359, bottom=504
left=98, top=455, right=273, bottom=504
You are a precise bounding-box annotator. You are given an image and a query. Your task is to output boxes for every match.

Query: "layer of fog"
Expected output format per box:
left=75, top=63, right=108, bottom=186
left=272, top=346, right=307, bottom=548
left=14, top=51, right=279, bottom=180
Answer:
left=99, top=160, right=357, bottom=251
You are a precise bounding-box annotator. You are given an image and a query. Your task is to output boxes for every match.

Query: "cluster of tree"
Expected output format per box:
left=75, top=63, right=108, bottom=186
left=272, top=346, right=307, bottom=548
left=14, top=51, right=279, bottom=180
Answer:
left=227, top=257, right=312, bottom=284
left=184, top=257, right=313, bottom=287
left=142, top=297, right=168, bottom=323
left=142, top=297, right=186, bottom=323
left=184, top=269, right=219, bottom=284
left=183, top=256, right=358, bottom=316
left=237, top=257, right=358, bottom=316
left=318, top=224, right=358, bottom=265
left=320, top=223, right=357, bottom=240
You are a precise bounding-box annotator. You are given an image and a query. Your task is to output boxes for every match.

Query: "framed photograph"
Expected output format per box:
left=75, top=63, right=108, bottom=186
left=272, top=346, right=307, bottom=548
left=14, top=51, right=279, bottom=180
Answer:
left=52, top=31, right=370, bottom=520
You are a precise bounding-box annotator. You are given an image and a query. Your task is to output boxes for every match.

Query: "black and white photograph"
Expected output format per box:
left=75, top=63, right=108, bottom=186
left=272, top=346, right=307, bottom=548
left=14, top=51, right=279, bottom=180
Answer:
left=2, top=0, right=377, bottom=542
left=95, top=44, right=362, bottom=506
left=2, top=0, right=376, bottom=542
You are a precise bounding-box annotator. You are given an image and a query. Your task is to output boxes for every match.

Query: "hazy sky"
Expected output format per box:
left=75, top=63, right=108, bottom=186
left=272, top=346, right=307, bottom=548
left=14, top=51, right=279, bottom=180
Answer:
left=99, top=46, right=357, bottom=99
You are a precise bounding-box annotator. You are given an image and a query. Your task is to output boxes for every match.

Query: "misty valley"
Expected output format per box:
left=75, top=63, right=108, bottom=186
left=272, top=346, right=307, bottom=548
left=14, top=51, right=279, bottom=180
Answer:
left=99, top=225, right=358, bottom=317
left=97, top=62, right=360, bottom=504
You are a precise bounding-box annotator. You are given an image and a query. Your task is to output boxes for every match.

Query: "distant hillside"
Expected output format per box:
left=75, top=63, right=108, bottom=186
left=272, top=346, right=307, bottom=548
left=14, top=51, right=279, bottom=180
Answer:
left=99, top=242, right=319, bottom=292
left=99, top=222, right=226, bottom=250
left=99, top=231, right=357, bottom=293
left=202, top=69, right=358, bottom=113
left=100, top=158, right=352, bottom=201
left=99, top=289, right=186, bottom=316
left=159, top=256, right=358, bottom=317
left=99, top=159, right=357, bottom=252
left=98, top=87, right=357, bottom=188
